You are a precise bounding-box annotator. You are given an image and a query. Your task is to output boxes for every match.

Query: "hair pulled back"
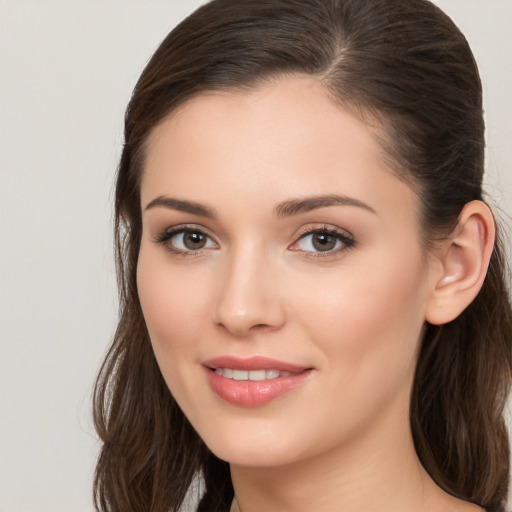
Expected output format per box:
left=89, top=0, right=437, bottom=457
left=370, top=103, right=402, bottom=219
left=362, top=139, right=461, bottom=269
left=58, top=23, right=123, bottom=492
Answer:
left=93, top=1, right=512, bottom=511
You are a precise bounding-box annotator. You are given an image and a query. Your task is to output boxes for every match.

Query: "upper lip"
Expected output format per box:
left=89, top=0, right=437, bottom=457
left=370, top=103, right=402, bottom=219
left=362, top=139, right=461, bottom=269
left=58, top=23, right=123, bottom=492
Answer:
left=203, top=355, right=312, bottom=373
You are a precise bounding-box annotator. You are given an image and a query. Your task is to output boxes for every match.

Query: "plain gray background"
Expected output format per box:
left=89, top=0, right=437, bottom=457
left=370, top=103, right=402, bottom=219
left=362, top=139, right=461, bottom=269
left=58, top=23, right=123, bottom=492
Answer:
left=1, top=1, right=511, bottom=511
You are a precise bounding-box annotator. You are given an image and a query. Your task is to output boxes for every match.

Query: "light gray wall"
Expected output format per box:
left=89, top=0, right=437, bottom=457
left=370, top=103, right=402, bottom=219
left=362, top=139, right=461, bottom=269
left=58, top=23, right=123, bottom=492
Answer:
left=0, top=1, right=510, bottom=511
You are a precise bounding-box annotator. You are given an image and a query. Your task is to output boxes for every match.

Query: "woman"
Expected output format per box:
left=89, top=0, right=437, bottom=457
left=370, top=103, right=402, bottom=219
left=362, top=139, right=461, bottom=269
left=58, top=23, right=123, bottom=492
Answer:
left=93, top=0, right=512, bottom=511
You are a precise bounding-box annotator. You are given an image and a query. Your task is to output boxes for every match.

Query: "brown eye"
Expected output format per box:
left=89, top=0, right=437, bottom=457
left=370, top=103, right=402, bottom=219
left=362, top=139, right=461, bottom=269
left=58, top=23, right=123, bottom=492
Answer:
left=311, top=232, right=337, bottom=252
left=154, top=227, right=218, bottom=253
left=290, top=227, right=355, bottom=255
left=183, top=231, right=207, bottom=250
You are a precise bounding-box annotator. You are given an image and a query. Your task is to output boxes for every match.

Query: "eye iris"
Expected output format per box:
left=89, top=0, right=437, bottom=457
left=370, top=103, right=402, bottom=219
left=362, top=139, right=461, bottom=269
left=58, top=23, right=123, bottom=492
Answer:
left=312, top=232, right=337, bottom=251
left=183, top=231, right=206, bottom=250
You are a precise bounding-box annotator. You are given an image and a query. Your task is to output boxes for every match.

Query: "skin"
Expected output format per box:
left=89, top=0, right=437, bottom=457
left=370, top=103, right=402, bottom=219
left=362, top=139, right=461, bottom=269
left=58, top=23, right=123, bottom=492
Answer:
left=137, top=76, right=485, bottom=512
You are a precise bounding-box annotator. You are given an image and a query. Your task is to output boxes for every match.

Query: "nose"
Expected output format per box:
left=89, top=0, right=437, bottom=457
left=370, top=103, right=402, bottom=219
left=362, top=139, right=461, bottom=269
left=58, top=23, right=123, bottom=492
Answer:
left=212, top=248, right=286, bottom=337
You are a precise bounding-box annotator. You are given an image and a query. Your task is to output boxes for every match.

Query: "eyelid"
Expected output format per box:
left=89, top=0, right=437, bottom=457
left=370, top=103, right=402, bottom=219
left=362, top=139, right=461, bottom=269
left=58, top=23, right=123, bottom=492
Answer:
left=152, top=223, right=354, bottom=257
left=288, top=224, right=356, bottom=256
left=153, top=224, right=219, bottom=255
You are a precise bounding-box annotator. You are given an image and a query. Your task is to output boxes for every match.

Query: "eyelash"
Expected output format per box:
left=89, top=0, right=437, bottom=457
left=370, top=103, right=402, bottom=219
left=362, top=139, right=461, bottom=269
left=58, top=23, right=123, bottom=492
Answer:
left=153, top=224, right=356, bottom=258
left=291, top=225, right=356, bottom=259
left=153, top=225, right=217, bottom=258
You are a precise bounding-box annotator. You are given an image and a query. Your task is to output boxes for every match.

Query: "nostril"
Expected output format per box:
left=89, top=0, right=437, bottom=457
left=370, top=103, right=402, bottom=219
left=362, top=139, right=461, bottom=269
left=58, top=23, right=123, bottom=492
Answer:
left=250, top=323, right=274, bottom=332
left=215, top=321, right=275, bottom=336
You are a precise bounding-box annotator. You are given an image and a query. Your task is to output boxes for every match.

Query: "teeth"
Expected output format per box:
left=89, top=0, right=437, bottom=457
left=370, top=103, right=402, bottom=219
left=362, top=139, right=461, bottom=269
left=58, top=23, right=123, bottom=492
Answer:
left=214, top=368, right=294, bottom=381
left=248, top=370, right=266, bottom=381
left=232, top=370, right=248, bottom=380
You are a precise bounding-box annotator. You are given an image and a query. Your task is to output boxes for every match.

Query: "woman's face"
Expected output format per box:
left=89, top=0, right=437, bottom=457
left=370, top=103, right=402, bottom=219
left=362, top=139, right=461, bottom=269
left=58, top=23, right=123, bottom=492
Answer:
left=137, top=76, right=436, bottom=467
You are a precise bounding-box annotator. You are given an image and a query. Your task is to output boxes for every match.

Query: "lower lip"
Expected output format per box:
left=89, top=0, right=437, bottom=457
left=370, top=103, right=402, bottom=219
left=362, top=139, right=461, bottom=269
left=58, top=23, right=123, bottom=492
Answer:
left=205, top=367, right=313, bottom=407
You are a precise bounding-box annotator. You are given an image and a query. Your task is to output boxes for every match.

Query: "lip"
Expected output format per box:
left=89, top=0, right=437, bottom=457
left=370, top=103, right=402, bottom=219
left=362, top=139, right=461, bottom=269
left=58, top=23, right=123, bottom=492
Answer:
left=203, top=356, right=314, bottom=407
left=203, top=355, right=310, bottom=373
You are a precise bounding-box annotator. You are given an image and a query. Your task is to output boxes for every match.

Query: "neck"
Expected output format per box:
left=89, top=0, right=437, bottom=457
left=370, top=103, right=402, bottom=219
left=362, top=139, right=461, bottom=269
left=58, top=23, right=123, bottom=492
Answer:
left=229, top=390, right=477, bottom=512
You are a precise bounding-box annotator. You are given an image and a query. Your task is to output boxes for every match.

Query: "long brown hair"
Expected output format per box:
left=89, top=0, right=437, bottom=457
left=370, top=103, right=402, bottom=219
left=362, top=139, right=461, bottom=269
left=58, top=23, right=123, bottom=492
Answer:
left=93, top=1, right=512, bottom=511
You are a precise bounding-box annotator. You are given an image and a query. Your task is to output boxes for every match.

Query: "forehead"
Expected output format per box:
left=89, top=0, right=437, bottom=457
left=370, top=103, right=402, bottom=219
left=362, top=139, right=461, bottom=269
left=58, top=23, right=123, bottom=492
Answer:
left=141, top=75, right=418, bottom=227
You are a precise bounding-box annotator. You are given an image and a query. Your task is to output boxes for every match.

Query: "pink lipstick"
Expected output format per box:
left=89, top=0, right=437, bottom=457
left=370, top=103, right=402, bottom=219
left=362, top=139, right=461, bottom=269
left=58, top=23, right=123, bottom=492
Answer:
left=203, top=356, right=313, bottom=407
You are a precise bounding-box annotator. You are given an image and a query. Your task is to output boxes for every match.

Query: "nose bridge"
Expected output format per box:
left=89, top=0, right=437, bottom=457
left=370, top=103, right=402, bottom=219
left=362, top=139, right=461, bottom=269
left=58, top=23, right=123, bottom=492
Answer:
left=213, top=241, right=285, bottom=336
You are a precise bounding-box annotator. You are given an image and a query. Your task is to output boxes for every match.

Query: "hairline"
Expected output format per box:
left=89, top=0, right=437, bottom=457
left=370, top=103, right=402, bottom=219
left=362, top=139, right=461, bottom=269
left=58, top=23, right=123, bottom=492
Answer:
left=132, top=71, right=430, bottom=247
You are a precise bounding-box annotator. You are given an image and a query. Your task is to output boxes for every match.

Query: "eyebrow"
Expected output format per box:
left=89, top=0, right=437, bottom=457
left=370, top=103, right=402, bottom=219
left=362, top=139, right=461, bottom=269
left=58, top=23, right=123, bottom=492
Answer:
left=144, top=196, right=216, bottom=218
left=144, top=193, right=376, bottom=218
left=274, top=194, right=377, bottom=218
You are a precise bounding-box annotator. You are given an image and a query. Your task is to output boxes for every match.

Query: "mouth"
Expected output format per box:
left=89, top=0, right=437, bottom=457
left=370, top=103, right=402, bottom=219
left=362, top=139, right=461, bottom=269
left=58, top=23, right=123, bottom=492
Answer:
left=212, top=368, right=295, bottom=381
left=203, top=356, right=314, bottom=407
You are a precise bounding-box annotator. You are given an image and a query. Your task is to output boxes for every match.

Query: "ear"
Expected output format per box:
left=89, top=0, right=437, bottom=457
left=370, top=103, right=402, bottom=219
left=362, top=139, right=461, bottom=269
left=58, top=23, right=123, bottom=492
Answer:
left=425, top=200, right=495, bottom=326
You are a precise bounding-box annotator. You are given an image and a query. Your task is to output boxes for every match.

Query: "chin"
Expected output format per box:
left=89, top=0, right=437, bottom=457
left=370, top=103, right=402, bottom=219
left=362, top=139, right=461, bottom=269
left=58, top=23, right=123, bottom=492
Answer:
left=211, top=443, right=297, bottom=468
left=197, top=420, right=304, bottom=468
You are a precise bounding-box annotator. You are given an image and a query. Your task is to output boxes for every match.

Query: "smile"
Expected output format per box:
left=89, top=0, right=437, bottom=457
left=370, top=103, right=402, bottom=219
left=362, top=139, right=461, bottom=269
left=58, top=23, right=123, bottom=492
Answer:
left=203, top=356, right=313, bottom=407
left=213, top=368, right=294, bottom=380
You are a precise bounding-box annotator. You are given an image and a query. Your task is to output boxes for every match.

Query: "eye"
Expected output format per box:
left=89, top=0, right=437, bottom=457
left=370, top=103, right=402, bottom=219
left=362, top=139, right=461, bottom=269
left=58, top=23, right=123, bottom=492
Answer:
left=154, top=226, right=218, bottom=254
left=290, top=227, right=355, bottom=255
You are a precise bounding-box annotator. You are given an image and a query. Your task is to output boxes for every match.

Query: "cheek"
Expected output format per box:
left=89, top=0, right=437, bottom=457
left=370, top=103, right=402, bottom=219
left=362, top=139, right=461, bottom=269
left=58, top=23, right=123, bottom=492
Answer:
left=303, top=250, right=428, bottom=391
left=136, top=246, right=218, bottom=416
left=136, top=246, right=209, bottom=358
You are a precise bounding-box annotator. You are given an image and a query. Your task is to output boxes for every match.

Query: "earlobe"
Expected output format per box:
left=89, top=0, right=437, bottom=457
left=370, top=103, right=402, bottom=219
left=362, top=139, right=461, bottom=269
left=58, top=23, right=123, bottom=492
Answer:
left=425, top=200, right=495, bottom=326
